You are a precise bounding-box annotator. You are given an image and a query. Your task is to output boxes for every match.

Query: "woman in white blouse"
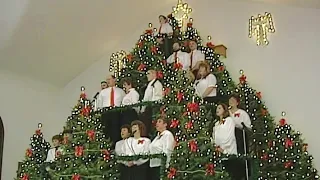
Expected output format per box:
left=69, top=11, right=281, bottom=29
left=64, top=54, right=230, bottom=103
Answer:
left=123, top=120, right=150, bottom=180
left=194, top=61, right=218, bottom=103
left=156, top=15, right=173, bottom=58
left=213, top=103, right=242, bottom=180
left=149, top=118, right=175, bottom=180
left=115, top=125, right=131, bottom=180
left=120, top=78, right=140, bottom=127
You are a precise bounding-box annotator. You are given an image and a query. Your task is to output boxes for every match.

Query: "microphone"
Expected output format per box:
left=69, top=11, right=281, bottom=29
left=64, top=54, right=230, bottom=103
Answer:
left=132, top=130, right=137, bottom=135
left=93, top=92, right=99, bottom=99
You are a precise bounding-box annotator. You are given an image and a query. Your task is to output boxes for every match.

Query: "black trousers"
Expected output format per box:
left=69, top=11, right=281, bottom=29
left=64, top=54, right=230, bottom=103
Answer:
left=159, top=37, right=173, bottom=58
left=129, top=162, right=149, bottom=180
left=223, top=159, right=245, bottom=180
left=120, top=108, right=139, bottom=127
left=235, top=128, right=251, bottom=179
left=101, top=110, right=121, bottom=146
left=149, top=166, right=161, bottom=180
left=139, top=105, right=158, bottom=137
left=119, top=164, right=131, bottom=180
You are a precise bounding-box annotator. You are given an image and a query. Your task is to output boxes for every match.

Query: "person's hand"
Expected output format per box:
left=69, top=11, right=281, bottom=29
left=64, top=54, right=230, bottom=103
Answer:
left=217, top=147, right=224, bottom=153
left=127, top=161, right=134, bottom=167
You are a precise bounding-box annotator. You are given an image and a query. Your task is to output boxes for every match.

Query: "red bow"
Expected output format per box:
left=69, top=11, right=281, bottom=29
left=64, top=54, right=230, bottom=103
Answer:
left=150, top=46, right=158, bottom=54
left=167, top=167, right=177, bottom=179
left=187, top=102, right=200, bottom=113
left=185, top=121, right=193, bottom=129
left=35, top=129, right=41, bottom=135
left=279, top=118, right=287, bottom=126
left=156, top=71, right=164, bottom=79
left=138, top=139, right=145, bottom=144
left=284, top=161, right=293, bottom=168
left=188, top=140, right=198, bottom=152
left=234, top=113, right=240, bottom=117
left=80, top=92, right=86, bottom=99
left=170, top=119, right=179, bottom=128
left=25, top=148, right=32, bottom=157
left=137, top=63, right=146, bottom=71
left=145, top=29, right=153, bottom=34
left=81, top=106, right=91, bottom=116
left=285, top=138, right=293, bottom=148
left=239, top=75, right=247, bottom=84
left=173, top=62, right=183, bottom=70
left=163, top=88, right=171, bottom=96
left=75, top=146, right=84, bottom=157
left=72, top=174, right=81, bottom=180
left=126, top=54, right=133, bottom=62
left=86, top=130, right=96, bottom=141
left=219, top=119, right=226, bottom=125
left=21, top=173, right=29, bottom=180
left=205, top=163, right=215, bottom=175
left=176, top=91, right=184, bottom=103
left=102, top=149, right=110, bottom=160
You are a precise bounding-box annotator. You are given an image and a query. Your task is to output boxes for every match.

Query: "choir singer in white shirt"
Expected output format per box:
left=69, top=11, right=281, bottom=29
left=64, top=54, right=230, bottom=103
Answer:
left=149, top=118, right=175, bottom=180
left=97, top=75, right=125, bottom=146
left=156, top=15, right=174, bottom=58
left=229, top=94, right=252, bottom=179
left=140, top=69, right=163, bottom=136
left=120, top=77, right=140, bottom=127
left=124, top=121, right=150, bottom=180
left=115, top=125, right=132, bottom=180
left=167, top=42, right=190, bottom=70
left=45, top=135, right=63, bottom=162
left=189, top=40, right=205, bottom=71
left=213, top=103, right=242, bottom=180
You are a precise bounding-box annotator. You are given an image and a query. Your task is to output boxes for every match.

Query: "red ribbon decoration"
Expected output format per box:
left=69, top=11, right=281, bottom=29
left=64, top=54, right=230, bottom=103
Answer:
left=188, top=140, right=198, bottom=152
left=170, top=119, right=179, bottom=128
left=72, top=174, right=81, bottom=180
left=75, top=146, right=84, bottom=157
left=25, top=148, right=32, bottom=157
left=102, top=149, right=110, bottom=161
left=187, top=102, right=200, bottom=113
left=137, top=63, right=146, bottom=71
left=35, top=129, right=41, bottom=135
left=239, top=75, right=247, bottom=84
left=81, top=106, right=91, bottom=116
left=205, top=163, right=215, bottom=176
left=86, top=130, right=96, bottom=141
left=285, top=138, right=293, bottom=148
left=176, top=91, right=184, bottom=103
left=234, top=113, right=240, bottom=117
left=185, top=121, right=193, bottom=129
left=167, top=167, right=177, bottom=179
left=138, top=139, right=145, bottom=144
left=150, top=46, right=157, bottom=54
left=156, top=71, right=164, bottom=79
left=279, top=118, right=287, bottom=126
left=173, top=62, right=183, bottom=70
left=21, top=173, right=29, bottom=180
left=163, top=88, right=171, bottom=96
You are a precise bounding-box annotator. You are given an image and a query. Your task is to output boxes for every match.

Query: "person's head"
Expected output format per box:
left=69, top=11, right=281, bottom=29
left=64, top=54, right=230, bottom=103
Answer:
left=122, top=78, right=134, bottom=92
left=173, top=42, right=181, bottom=51
left=120, top=124, right=131, bottom=139
left=197, top=61, right=210, bottom=78
left=52, top=135, right=62, bottom=147
left=216, top=103, right=230, bottom=119
left=146, top=70, right=157, bottom=81
left=155, top=118, right=169, bottom=132
left=229, top=94, right=240, bottom=108
left=62, top=129, right=73, bottom=140
left=106, top=75, right=116, bottom=87
left=131, top=120, right=147, bottom=137
left=189, top=40, right=198, bottom=51
left=101, top=81, right=108, bottom=90
left=159, top=15, right=167, bottom=24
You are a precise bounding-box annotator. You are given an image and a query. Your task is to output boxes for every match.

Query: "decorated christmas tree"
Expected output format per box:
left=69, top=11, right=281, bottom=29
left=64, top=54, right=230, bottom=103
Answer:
left=16, top=124, right=51, bottom=180
left=48, top=87, right=118, bottom=179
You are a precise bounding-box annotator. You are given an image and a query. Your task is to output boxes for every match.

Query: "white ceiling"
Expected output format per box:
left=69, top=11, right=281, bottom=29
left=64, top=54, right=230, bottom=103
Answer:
left=0, top=0, right=320, bottom=87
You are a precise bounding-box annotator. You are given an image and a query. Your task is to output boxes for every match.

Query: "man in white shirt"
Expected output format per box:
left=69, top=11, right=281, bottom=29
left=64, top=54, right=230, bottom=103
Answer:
left=115, top=125, right=131, bottom=180
left=140, top=70, right=163, bottom=136
left=167, top=42, right=190, bottom=70
left=45, top=135, right=63, bottom=162
left=97, top=75, right=125, bottom=145
left=189, top=40, right=205, bottom=71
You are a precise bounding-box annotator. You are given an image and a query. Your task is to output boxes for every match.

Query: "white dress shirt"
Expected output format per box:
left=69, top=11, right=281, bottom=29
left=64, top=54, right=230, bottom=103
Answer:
left=45, top=146, right=63, bottom=162
left=213, top=117, right=237, bottom=155
left=123, top=137, right=151, bottom=166
left=158, top=23, right=173, bottom=34
left=143, top=79, right=163, bottom=102
left=97, top=86, right=125, bottom=108
left=122, top=88, right=139, bottom=105
left=149, top=130, right=175, bottom=168
left=189, top=49, right=205, bottom=69
left=115, top=139, right=129, bottom=166
left=195, top=74, right=217, bottom=98
left=167, top=51, right=190, bottom=70
left=230, top=109, right=252, bottom=130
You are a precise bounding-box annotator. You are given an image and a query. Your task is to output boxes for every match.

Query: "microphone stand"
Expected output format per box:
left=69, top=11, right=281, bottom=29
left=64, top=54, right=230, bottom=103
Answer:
left=92, top=92, right=100, bottom=111
left=241, top=122, right=250, bottom=180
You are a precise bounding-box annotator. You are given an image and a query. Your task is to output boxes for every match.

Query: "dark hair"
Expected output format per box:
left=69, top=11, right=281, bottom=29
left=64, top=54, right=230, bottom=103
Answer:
left=159, top=15, right=167, bottom=20
left=229, top=94, right=240, bottom=104
left=101, top=81, right=107, bottom=84
left=62, top=129, right=73, bottom=135
left=218, top=103, right=230, bottom=119
left=120, top=124, right=132, bottom=133
left=122, top=77, right=134, bottom=88
left=196, top=61, right=210, bottom=79
left=52, top=135, right=62, bottom=142
left=131, top=120, right=147, bottom=137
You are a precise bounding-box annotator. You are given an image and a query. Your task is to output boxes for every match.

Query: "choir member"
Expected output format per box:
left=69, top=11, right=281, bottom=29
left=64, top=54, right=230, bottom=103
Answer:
left=120, top=77, right=139, bottom=126
left=229, top=94, right=252, bottom=179
left=140, top=69, right=163, bottom=135
left=156, top=15, right=173, bottom=58
left=101, top=80, right=108, bottom=90
left=149, top=118, right=175, bottom=180
left=212, top=103, right=240, bottom=180
left=188, top=40, right=205, bottom=71
left=124, top=121, right=151, bottom=180
left=115, top=125, right=132, bottom=180
left=194, top=62, right=218, bottom=103
left=167, top=42, right=190, bottom=70
left=45, top=135, right=63, bottom=162
left=97, top=75, right=125, bottom=145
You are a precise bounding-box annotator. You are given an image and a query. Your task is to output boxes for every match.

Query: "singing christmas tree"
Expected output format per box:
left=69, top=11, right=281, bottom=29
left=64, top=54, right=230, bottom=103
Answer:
left=16, top=124, right=51, bottom=180
left=48, top=87, right=118, bottom=179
